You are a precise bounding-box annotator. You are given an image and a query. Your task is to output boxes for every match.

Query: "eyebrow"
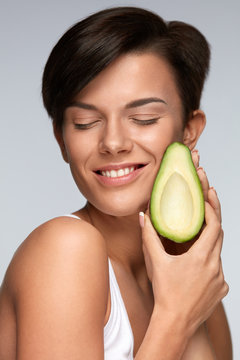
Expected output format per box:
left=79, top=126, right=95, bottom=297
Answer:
left=69, top=97, right=167, bottom=111
left=125, top=97, right=167, bottom=108
left=68, top=101, right=97, bottom=110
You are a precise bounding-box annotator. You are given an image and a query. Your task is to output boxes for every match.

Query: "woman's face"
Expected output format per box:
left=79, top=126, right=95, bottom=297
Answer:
left=60, top=53, right=190, bottom=216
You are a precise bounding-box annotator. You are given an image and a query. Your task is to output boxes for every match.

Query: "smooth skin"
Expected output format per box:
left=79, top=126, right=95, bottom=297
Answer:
left=0, top=53, right=232, bottom=359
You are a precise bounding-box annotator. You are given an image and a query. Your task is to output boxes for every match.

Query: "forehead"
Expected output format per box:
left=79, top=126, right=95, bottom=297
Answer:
left=74, top=53, right=181, bottom=109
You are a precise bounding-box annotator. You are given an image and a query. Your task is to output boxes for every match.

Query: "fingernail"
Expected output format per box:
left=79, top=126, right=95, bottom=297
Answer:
left=192, top=149, right=200, bottom=160
left=197, top=166, right=205, bottom=174
left=139, top=212, right=145, bottom=228
left=192, top=149, right=199, bottom=155
left=210, top=186, right=217, bottom=195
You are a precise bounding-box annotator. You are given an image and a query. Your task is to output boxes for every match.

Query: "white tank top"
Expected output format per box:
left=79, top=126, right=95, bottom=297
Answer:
left=104, top=258, right=134, bottom=359
left=64, top=214, right=134, bottom=359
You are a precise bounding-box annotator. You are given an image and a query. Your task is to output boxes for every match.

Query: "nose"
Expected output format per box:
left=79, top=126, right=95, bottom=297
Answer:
left=99, top=118, right=133, bottom=155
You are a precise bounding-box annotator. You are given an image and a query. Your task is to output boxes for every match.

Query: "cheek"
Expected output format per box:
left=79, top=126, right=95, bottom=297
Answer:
left=64, top=132, right=93, bottom=164
left=63, top=136, right=94, bottom=191
left=136, top=121, right=184, bottom=155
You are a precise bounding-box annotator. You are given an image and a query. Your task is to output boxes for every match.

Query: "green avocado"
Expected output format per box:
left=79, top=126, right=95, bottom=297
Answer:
left=150, top=142, right=205, bottom=243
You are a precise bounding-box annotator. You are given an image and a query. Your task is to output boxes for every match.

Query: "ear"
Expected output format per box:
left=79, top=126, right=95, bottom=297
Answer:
left=53, top=122, right=69, bottom=163
left=183, top=110, right=206, bottom=150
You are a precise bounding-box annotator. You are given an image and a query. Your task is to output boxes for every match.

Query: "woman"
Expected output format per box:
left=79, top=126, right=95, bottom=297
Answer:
left=0, top=7, right=232, bottom=359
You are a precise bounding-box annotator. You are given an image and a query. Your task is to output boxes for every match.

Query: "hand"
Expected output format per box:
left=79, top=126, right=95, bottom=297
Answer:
left=140, top=149, right=229, bottom=336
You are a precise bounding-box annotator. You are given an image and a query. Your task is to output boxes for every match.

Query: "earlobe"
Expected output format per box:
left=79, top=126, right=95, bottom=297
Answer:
left=183, top=110, right=206, bottom=150
left=53, top=122, right=69, bottom=163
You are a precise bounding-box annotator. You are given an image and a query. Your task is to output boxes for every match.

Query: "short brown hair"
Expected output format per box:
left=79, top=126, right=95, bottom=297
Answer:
left=42, top=7, right=210, bottom=129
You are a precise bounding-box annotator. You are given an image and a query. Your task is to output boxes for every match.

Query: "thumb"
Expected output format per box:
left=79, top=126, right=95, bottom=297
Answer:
left=139, top=212, right=165, bottom=256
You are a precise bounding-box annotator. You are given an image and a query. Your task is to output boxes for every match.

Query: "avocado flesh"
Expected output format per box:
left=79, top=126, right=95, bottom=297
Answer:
left=150, top=142, right=204, bottom=243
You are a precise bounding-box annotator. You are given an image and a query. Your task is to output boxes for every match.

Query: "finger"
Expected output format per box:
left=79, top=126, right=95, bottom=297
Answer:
left=208, top=187, right=222, bottom=223
left=219, top=260, right=229, bottom=298
left=212, top=228, right=224, bottom=258
left=140, top=212, right=165, bottom=254
left=190, top=201, right=221, bottom=254
left=147, top=207, right=173, bottom=250
left=197, top=167, right=209, bottom=201
left=191, top=149, right=200, bottom=169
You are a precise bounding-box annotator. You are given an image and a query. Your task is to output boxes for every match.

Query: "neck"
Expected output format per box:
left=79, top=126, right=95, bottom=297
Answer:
left=85, top=202, right=145, bottom=272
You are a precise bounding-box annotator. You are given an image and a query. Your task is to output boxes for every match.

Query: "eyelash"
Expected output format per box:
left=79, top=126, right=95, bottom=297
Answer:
left=74, top=121, right=99, bottom=130
left=131, top=117, right=160, bottom=125
left=74, top=117, right=160, bottom=130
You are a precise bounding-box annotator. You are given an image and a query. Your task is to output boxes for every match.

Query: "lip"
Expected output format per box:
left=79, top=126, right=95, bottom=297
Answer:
left=93, top=163, right=148, bottom=187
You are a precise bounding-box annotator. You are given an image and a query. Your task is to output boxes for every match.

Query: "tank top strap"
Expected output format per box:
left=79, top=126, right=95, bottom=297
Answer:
left=62, top=214, right=81, bottom=220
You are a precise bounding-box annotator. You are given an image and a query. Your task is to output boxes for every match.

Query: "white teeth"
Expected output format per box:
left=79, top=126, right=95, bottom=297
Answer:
left=117, top=169, right=125, bottom=177
left=110, top=170, right=117, bottom=178
left=100, top=166, right=137, bottom=178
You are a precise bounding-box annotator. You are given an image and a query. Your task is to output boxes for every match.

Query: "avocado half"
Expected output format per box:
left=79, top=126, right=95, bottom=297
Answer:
left=150, top=142, right=205, bottom=243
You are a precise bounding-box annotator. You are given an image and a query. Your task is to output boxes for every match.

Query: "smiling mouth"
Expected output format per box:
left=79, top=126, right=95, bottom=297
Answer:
left=95, top=164, right=146, bottom=178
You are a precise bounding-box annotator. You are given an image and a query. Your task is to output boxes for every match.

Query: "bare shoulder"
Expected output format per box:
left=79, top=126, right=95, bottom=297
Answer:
left=2, top=216, right=108, bottom=358
left=5, top=216, right=108, bottom=295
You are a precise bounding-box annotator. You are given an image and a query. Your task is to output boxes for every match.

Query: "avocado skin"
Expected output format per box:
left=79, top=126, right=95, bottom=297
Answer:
left=150, top=142, right=205, bottom=243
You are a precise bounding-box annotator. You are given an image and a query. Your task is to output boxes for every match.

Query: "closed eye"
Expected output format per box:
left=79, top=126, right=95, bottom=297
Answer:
left=74, top=121, right=99, bottom=130
left=74, top=117, right=160, bottom=129
left=131, top=117, right=160, bottom=125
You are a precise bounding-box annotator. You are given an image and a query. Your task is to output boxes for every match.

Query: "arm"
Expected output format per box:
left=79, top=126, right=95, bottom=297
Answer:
left=206, top=302, right=232, bottom=360
left=135, top=191, right=228, bottom=360
left=172, top=154, right=232, bottom=360
left=180, top=302, right=232, bottom=360
left=135, top=150, right=230, bottom=360
left=7, top=217, right=109, bottom=360
left=193, top=157, right=232, bottom=360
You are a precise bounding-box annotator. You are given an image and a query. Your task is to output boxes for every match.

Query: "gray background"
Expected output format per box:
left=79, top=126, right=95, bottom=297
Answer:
left=1, top=0, right=239, bottom=357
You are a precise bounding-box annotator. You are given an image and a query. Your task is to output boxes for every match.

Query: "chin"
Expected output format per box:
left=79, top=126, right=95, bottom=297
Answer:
left=93, top=199, right=149, bottom=217
left=82, top=186, right=150, bottom=217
